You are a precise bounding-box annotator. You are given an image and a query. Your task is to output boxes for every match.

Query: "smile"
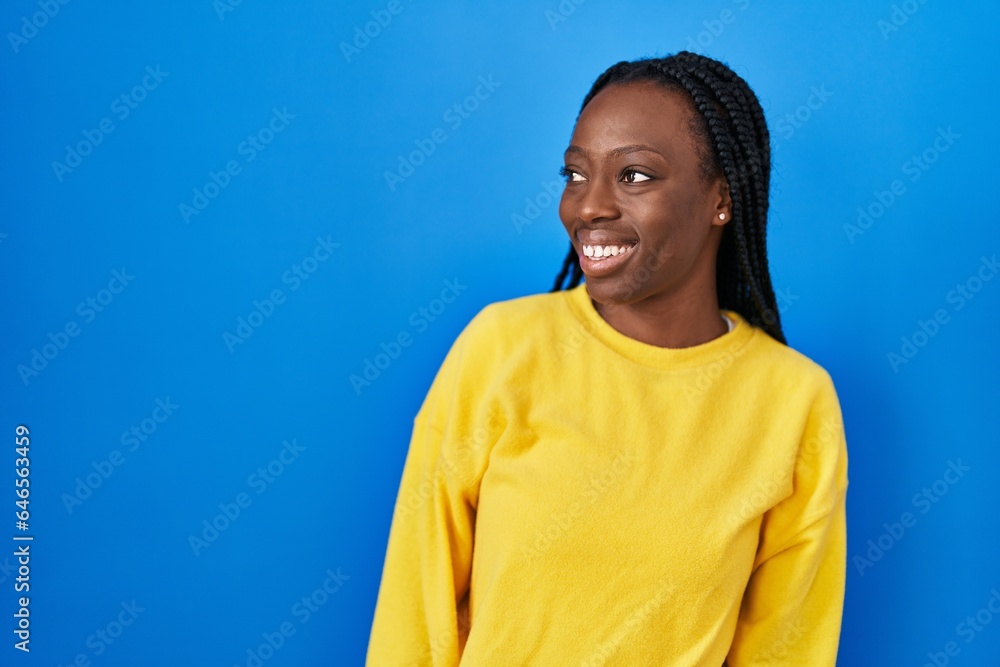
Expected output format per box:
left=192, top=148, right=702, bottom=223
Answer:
left=578, top=242, right=637, bottom=277
left=582, top=244, right=635, bottom=260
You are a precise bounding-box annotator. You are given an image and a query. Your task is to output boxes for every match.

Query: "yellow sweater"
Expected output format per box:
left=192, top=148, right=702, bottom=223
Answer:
left=366, top=283, right=849, bottom=666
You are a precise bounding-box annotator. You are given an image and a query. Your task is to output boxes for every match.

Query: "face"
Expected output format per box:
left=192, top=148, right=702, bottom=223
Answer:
left=559, top=81, right=730, bottom=307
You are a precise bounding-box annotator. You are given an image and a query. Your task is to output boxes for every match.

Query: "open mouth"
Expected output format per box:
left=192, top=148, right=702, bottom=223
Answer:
left=578, top=242, right=637, bottom=276
left=582, top=244, right=636, bottom=260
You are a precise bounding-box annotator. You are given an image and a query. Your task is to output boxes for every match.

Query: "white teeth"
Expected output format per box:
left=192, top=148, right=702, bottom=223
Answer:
left=582, top=244, right=633, bottom=259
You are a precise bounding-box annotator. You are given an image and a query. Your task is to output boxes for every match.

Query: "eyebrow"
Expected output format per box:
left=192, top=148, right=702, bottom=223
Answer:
left=564, top=144, right=665, bottom=159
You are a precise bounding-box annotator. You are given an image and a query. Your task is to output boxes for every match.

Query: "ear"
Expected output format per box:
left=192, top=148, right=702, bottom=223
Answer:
left=710, top=179, right=732, bottom=227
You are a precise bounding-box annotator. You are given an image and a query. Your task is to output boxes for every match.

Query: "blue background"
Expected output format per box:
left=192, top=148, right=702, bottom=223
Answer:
left=2, top=1, right=998, bottom=664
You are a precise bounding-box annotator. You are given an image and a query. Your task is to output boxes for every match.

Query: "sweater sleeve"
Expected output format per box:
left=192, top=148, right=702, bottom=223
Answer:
left=366, top=309, right=500, bottom=666
left=726, top=372, right=850, bottom=667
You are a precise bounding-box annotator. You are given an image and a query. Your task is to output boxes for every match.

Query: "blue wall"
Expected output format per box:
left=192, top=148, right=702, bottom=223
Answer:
left=2, top=1, right=998, bottom=664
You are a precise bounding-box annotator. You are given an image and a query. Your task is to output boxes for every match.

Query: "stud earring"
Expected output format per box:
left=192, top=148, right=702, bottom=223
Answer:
left=719, top=213, right=726, bottom=220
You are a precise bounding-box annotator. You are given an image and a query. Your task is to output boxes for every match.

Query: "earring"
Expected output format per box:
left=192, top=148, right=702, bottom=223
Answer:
left=719, top=213, right=726, bottom=220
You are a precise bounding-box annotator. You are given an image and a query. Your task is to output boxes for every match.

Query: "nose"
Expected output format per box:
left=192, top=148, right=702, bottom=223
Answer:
left=575, top=174, right=620, bottom=223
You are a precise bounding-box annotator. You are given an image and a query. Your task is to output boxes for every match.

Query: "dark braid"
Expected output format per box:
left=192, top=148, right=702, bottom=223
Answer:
left=549, top=51, right=787, bottom=345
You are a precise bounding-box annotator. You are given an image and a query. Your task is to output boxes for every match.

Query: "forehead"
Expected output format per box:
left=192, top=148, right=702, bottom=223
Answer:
left=569, top=81, right=700, bottom=157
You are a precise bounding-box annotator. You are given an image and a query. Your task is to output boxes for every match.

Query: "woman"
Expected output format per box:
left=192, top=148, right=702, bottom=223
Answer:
left=367, top=51, right=848, bottom=666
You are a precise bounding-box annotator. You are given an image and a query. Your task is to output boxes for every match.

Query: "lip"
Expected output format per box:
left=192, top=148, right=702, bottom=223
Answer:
left=578, top=242, right=637, bottom=277
left=577, top=229, right=638, bottom=246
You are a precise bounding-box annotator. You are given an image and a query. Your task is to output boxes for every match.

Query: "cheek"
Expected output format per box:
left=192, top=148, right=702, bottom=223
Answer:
left=627, top=199, right=671, bottom=243
left=558, top=193, right=573, bottom=229
left=632, top=192, right=700, bottom=239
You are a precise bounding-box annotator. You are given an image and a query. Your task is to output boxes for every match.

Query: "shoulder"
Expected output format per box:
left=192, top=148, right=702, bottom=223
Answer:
left=428, top=289, right=572, bottom=395
left=459, top=289, right=571, bottom=348
left=738, top=322, right=840, bottom=402
left=415, top=289, right=567, bottom=425
left=471, top=289, right=569, bottom=324
left=739, top=326, right=849, bottom=495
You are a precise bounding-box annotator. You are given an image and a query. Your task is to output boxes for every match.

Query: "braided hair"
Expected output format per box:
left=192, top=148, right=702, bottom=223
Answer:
left=550, top=51, right=787, bottom=345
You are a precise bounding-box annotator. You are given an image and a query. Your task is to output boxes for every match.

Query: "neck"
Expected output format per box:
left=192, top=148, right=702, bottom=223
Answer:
left=592, top=287, right=727, bottom=349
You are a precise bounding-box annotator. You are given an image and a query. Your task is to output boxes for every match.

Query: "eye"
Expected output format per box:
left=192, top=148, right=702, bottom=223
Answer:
left=622, top=168, right=652, bottom=183
left=559, top=165, right=586, bottom=183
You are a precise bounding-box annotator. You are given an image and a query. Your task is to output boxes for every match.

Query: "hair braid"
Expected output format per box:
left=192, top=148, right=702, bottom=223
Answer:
left=658, top=61, right=773, bottom=338
left=549, top=51, right=787, bottom=344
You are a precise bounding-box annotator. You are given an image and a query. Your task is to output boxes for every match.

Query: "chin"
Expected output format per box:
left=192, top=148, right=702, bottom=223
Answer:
left=584, top=277, right=647, bottom=307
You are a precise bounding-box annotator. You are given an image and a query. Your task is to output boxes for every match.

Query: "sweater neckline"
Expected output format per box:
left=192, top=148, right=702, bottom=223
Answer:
left=562, top=283, right=756, bottom=371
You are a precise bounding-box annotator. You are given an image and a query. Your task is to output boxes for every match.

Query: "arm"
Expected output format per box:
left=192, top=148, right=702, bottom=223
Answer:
left=366, top=311, right=500, bottom=666
left=726, top=374, right=850, bottom=666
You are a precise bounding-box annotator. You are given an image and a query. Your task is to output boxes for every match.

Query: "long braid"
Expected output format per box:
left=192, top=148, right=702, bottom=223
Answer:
left=549, top=51, right=787, bottom=345
left=661, top=60, right=775, bottom=339
left=551, top=247, right=577, bottom=292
